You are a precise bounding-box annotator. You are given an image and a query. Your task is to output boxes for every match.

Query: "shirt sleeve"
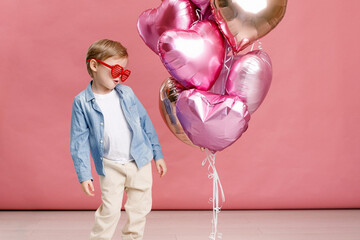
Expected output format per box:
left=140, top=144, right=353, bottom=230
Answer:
left=70, top=97, right=93, bottom=183
left=133, top=92, right=164, bottom=161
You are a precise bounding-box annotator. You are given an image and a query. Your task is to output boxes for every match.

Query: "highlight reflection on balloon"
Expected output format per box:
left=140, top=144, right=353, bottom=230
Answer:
left=159, top=77, right=196, bottom=147
left=211, top=0, right=287, bottom=52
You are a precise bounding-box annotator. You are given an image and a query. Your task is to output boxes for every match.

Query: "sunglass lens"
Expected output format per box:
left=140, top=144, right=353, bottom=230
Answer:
left=121, top=75, right=127, bottom=82
left=121, top=70, right=131, bottom=82
left=111, top=65, right=123, bottom=78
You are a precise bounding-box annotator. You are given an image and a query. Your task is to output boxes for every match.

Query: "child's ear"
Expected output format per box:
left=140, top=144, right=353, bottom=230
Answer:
left=89, top=59, right=98, bottom=73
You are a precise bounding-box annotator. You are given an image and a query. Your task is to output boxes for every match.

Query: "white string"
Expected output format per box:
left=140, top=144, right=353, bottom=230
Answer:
left=224, top=49, right=232, bottom=72
left=250, top=40, right=263, bottom=51
left=195, top=8, right=202, bottom=21
left=202, top=149, right=225, bottom=240
left=216, top=44, right=233, bottom=95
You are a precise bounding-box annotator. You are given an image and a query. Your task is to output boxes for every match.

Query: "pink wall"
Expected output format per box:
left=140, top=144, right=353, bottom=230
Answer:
left=1, top=0, right=359, bottom=210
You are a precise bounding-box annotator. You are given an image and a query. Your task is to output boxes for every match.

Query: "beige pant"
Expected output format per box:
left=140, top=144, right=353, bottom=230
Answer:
left=90, top=158, right=152, bottom=240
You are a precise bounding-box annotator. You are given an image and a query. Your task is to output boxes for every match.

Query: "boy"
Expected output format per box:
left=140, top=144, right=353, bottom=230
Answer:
left=70, top=39, right=167, bottom=240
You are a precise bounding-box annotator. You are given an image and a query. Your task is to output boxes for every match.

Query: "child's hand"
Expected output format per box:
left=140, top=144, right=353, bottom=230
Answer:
left=155, top=159, right=167, bottom=178
left=81, top=179, right=95, bottom=196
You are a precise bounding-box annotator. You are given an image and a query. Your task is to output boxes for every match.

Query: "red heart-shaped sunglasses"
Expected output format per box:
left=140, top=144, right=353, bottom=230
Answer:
left=87, top=58, right=131, bottom=82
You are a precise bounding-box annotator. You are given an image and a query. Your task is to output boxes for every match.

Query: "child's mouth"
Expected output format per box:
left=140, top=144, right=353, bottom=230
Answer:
left=114, top=80, right=120, bottom=84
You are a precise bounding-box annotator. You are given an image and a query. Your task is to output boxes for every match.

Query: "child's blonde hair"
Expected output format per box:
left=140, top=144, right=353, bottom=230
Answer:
left=86, top=39, right=128, bottom=77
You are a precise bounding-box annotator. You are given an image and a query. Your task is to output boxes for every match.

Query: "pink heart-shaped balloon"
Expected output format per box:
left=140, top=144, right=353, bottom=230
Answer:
left=176, top=89, right=250, bottom=152
left=226, top=50, right=272, bottom=114
left=137, top=0, right=198, bottom=54
left=158, top=20, right=225, bottom=91
left=210, top=50, right=272, bottom=114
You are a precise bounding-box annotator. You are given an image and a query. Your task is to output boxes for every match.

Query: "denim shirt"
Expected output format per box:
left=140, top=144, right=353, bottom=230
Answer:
left=70, top=82, right=164, bottom=183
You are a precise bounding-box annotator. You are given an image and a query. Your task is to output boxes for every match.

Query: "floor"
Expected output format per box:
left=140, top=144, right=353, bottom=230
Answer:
left=0, top=210, right=359, bottom=240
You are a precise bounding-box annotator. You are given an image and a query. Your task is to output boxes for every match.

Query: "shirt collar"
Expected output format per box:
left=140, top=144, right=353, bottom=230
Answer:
left=85, top=81, right=95, bottom=102
left=85, top=81, right=125, bottom=102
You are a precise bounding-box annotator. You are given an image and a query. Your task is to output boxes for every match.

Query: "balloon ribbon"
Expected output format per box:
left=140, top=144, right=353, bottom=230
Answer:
left=202, top=149, right=225, bottom=240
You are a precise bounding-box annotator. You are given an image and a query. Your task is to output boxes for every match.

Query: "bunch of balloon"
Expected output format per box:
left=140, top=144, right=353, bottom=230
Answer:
left=138, top=0, right=287, bottom=239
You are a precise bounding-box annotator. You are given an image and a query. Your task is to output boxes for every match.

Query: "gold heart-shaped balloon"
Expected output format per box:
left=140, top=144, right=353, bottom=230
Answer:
left=211, top=0, right=287, bottom=52
left=159, top=77, right=197, bottom=148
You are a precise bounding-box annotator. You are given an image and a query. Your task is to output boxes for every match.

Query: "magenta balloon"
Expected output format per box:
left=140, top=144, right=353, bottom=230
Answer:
left=137, top=0, right=198, bottom=54
left=176, top=89, right=250, bottom=152
left=202, top=5, right=213, bottom=20
left=190, top=0, right=210, bottom=14
left=158, top=20, right=225, bottom=91
left=226, top=50, right=272, bottom=114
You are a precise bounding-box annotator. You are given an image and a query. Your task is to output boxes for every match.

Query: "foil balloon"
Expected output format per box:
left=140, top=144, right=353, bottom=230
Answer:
left=158, top=20, right=225, bottom=91
left=137, top=0, right=198, bottom=54
left=190, top=0, right=210, bottom=14
left=211, top=0, right=287, bottom=52
left=226, top=50, right=272, bottom=114
left=208, top=41, right=233, bottom=95
left=176, top=89, right=250, bottom=152
left=159, top=77, right=197, bottom=147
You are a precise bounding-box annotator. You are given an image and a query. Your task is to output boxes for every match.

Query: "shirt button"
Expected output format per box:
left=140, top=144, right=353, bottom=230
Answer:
left=100, top=140, right=103, bottom=143
left=92, top=99, right=95, bottom=102
left=100, top=122, right=104, bottom=126
left=100, top=157, right=103, bottom=160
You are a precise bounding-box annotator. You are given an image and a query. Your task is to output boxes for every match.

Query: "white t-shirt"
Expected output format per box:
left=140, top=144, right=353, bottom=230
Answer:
left=94, top=90, right=133, bottom=164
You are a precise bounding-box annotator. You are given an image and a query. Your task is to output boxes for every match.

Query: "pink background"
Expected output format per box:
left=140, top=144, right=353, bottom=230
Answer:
left=1, top=0, right=359, bottom=210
